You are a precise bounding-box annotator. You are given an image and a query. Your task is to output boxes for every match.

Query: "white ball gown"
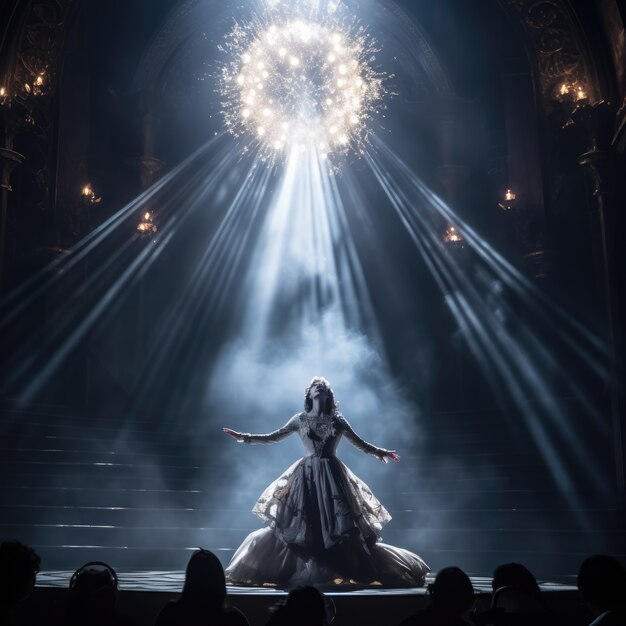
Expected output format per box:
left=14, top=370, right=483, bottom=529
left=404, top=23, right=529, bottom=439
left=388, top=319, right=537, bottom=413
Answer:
left=225, top=411, right=429, bottom=587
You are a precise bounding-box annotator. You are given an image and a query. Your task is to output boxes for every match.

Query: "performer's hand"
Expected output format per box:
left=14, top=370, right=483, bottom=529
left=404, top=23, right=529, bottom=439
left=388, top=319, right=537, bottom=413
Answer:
left=381, top=450, right=400, bottom=464
left=223, top=427, right=242, bottom=441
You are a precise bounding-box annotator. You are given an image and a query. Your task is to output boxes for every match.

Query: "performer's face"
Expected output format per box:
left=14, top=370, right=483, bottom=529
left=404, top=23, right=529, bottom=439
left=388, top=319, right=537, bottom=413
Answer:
left=311, top=381, right=328, bottom=401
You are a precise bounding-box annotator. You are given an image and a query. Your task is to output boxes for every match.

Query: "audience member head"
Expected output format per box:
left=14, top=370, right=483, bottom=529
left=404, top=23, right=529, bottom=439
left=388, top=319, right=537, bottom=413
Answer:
left=284, top=586, right=327, bottom=625
left=578, top=555, right=626, bottom=613
left=0, top=541, right=41, bottom=609
left=181, top=549, right=226, bottom=612
left=67, top=561, right=118, bottom=626
left=428, top=567, right=475, bottom=616
left=492, top=563, right=541, bottom=598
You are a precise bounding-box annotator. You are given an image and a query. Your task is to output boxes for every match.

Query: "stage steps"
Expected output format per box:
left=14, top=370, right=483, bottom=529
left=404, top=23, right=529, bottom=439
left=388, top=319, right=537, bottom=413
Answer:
left=1, top=401, right=624, bottom=579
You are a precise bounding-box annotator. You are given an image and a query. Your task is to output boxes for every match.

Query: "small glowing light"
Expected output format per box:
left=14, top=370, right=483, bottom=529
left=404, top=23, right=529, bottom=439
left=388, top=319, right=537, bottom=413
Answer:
left=326, top=98, right=333, bottom=106
left=289, top=56, right=299, bottom=67
left=499, top=189, right=518, bottom=211
left=328, top=54, right=336, bottom=63
left=556, top=81, right=588, bottom=103
left=242, top=109, right=250, bottom=118
left=136, top=210, right=157, bottom=237
left=258, top=126, right=266, bottom=136
left=279, top=47, right=287, bottom=57
left=237, top=75, right=245, bottom=85
left=35, top=74, right=44, bottom=86
left=81, top=184, right=101, bottom=204
left=338, top=64, right=347, bottom=74
left=444, top=224, right=464, bottom=245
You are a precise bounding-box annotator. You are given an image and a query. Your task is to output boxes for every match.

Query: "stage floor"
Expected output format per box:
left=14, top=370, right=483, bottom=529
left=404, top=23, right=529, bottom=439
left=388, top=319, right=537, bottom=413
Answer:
left=37, top=570, right=577, bottom=593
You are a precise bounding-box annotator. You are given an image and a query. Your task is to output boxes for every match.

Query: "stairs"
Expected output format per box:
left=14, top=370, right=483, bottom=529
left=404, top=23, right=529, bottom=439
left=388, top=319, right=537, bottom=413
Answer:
left=1, top=402, right=624, bottom=580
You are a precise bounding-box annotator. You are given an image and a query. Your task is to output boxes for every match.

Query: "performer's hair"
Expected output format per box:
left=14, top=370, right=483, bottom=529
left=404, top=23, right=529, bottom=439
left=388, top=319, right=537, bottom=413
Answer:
left=304, top=376, right=338, bottom=416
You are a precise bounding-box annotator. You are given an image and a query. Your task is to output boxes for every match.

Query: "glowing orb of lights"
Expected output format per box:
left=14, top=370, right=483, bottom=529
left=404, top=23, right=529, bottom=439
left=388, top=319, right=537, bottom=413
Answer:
left=220, top=16, right=384, bottom=163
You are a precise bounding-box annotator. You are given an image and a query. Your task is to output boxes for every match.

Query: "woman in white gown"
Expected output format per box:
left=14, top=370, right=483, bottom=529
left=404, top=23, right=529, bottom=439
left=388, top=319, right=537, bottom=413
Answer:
left=222, top=376, right=429, bottom=587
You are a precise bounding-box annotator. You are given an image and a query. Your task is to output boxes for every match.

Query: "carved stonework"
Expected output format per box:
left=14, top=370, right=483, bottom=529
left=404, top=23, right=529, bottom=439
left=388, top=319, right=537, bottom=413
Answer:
left=11, top=0, right=74, bottom=210
left=500, top=0, right=601, bottom=109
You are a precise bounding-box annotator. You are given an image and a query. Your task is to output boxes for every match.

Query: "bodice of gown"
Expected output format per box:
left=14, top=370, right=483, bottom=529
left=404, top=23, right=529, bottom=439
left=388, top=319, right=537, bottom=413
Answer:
left=240, top=412, right=387, bottom=459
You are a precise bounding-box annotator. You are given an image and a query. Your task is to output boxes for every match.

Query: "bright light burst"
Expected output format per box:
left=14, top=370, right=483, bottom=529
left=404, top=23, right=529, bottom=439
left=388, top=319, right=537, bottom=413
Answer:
left=220, top=13, right=385, bottom=164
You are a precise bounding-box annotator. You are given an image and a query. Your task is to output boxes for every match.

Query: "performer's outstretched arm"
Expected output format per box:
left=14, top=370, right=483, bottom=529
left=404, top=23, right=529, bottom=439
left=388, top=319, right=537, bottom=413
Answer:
left=338, top=415, right=400, bottom=463
left=223, top=414, right=299, bottom=444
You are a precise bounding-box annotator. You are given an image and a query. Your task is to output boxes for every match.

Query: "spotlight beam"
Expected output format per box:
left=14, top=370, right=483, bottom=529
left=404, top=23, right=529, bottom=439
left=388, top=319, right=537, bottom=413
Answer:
left=365, top=144, right=608, bottom=505
left=0, top=137, right=222, bottom=329
left=4, top=139, right=240, bottom=401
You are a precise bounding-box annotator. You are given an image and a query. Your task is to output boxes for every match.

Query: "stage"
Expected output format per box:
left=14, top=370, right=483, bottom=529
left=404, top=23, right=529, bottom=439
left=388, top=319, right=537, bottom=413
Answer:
left=1, top=0, right=625, bottom=624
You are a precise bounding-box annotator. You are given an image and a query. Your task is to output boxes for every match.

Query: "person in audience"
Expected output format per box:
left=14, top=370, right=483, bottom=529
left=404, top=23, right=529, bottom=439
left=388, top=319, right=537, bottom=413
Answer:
left=399, top=567, right=475, bottom=626
left=491, top=563, right=541, bottom=600
left=0, top=540, right=41, bottom=624
left=265, top=586, right=329, bottom=626
left=577, top=555, right=626, bottom=626
left=65, top=560, right=131, bottom=626
left=479, top=562, right=555, bottom=625
left=154, top=549, right=249, bottom=626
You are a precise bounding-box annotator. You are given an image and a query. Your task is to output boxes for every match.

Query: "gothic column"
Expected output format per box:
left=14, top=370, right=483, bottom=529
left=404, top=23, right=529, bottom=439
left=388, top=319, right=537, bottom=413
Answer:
left=0, top=145, right=24, bottom=295
left=575, top=101, right=625, bottom=496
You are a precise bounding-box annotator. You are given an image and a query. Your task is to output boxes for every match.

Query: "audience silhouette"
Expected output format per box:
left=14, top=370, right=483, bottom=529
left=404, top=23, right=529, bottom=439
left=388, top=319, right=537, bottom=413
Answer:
left=1, top=539, right=624, bottom=626
left=577, top=555, right=626, bottom=626
left=64, top=560, right=131, bottom=626
left=154, top=548, right=249, bottom=626
left=265, top=586, right=330, bottom=626
left=399, top=566, right=475, bottom=626
left=473, top=562, right=556, bottom=626
left=0, top=540, right=41, bottom=625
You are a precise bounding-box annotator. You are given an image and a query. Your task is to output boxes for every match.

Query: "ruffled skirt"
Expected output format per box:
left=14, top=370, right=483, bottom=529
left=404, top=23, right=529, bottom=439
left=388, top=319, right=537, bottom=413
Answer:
left=225, top=456, right=429, bottom=587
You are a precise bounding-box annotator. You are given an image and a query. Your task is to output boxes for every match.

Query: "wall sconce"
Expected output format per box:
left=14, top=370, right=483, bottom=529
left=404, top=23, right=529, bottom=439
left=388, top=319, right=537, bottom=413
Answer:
left=137, top=210, right=158, bottom=237
left=80, top=183, right=101, bottom=204
left=551, top=79, right=615, bottom=151
left=555, top=81, right=588, bottom=106
left=23, top=72, right=48, bottom=98
left=443, top=224, right=464, bottom=248
left=498, top=188, right=518, bottom=212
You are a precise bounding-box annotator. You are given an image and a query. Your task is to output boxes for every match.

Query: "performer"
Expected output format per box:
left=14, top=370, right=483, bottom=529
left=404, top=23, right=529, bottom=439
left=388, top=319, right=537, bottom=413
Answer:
left=222, top=376, right=429, bottom=587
